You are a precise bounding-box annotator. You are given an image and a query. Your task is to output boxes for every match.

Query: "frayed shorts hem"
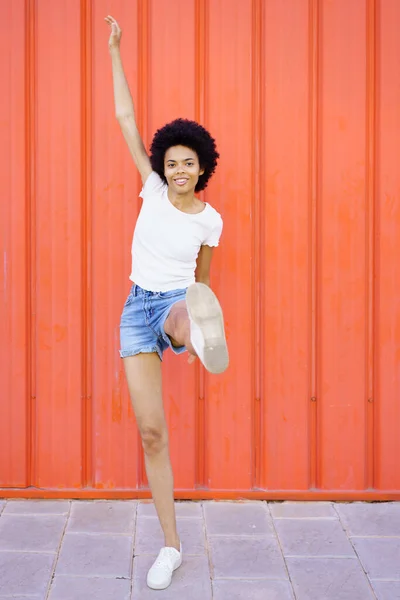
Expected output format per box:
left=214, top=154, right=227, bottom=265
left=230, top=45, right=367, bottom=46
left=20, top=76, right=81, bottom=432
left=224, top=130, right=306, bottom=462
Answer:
left=119, top=346, right=163, bottom=361
left=165, top=339, right=187, bottom=356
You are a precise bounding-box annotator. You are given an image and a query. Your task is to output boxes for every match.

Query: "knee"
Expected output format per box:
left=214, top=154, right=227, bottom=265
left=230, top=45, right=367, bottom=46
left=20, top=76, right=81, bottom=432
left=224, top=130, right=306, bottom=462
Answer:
left=140, top=425, right=168, bottom=456
left=164, top=306, right=190, bottom=342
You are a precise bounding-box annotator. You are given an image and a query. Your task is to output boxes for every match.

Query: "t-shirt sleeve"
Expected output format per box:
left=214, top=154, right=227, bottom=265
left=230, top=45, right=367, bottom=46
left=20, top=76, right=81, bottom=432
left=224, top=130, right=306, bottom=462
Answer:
left=139, top=171, right=166, bottom=200
left=202, top=214, right=223, bottom=247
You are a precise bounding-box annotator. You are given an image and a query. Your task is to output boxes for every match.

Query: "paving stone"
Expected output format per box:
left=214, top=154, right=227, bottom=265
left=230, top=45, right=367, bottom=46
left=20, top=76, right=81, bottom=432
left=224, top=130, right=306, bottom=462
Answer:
left=270, top=501, right=336, bottom=519
left=212, top=579, right=295, bottom=600
left=137, top=500, right=202, bottom=518
left=133, top=554, right=212, bottom=599
left=286, top=557, right=375, bottom=600
left=0, top=551, right=55, bottom=595
left=352, top=537, right=400, bottom=579
left=335, top=502, right=400, bottom=536
left=0, top=514, right=67, bottom=552
left=56, top=533, right=132, bottom=577
left=274, top=518, right=355, bottom=557
left=371, top=580, right=400, bottom=600
left=48, top=576, right=131, bottom=600
left=3, top=500, right=70, bottom=515
left=209, top=536, right=287, bottom=579
left=67, top=501, right=136, bottom=534
left=135, top=516, right=206, bottom=554
left=0, top=597, right=43, bottom=600
left=204, top=501, right=273, bottom=536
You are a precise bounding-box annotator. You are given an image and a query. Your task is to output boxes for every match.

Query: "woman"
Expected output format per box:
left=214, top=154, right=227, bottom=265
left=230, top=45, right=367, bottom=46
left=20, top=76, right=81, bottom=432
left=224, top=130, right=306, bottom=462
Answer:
left=105, top=15, right=229, bottom=590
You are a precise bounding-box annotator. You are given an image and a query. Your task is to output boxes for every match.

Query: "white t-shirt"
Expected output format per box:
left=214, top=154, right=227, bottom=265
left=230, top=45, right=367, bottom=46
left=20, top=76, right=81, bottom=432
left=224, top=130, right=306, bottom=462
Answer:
left=130, top=171, right=223, bottom=292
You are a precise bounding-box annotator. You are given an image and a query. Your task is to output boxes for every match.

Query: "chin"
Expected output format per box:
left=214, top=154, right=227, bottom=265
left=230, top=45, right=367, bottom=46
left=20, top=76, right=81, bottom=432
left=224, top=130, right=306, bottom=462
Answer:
left=175, top=183, right=195, bottom=193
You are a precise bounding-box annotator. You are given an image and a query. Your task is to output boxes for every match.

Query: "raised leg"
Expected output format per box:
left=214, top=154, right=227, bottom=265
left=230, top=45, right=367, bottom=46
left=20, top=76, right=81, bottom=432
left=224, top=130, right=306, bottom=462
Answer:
left=163, top=299, right=196, bottom=355
left=164, top=283, right=229, bottom=374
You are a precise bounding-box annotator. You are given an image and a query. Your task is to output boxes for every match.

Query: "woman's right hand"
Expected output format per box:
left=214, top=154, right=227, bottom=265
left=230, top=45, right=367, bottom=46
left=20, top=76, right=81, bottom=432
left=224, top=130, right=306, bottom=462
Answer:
left=105, top=15, right=122, bottom=50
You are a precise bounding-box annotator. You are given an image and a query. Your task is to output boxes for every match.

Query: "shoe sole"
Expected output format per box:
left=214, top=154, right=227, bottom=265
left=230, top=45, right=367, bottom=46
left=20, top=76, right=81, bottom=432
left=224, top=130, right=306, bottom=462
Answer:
left=186, top=283, right=229, bottom=374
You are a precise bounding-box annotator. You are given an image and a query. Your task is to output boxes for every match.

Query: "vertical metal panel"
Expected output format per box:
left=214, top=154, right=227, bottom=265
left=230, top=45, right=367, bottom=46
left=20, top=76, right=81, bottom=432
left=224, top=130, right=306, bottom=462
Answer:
left=34, top=0, right=83, bottom=488
left=375, top=0, right=400, bottom=490
left=318, top=0, right=367, bottom=490
left=205, top=0, right=254, bottom=489
left=0, top=0, right=28, bottom=487
left=1, top=0, right=400, bottom=498
left=90, top=0, right=140, bottom=489
left=261, top=0, right=310, bottom=490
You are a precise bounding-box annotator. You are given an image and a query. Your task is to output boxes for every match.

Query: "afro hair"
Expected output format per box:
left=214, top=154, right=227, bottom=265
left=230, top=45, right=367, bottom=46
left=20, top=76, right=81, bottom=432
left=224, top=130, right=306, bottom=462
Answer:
left=149, top=118, right=219, bottom=192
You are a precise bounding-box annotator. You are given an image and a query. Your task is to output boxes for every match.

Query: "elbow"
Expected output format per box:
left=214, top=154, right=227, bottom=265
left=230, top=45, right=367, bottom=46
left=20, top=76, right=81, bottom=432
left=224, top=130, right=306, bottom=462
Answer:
left=116, top=113, right=134, bottom=123
left=195, top=276, right=210, bottom=287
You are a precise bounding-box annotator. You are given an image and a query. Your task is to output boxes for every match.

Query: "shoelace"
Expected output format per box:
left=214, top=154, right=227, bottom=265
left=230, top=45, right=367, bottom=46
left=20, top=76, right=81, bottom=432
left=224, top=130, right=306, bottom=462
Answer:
left=153, top=548, right=176, bottom=571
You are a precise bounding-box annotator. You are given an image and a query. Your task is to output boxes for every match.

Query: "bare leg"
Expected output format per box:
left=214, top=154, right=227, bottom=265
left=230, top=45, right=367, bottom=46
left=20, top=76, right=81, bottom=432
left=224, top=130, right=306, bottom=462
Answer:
left=123, top=353, right=180, bottom=551
left=164, top=284, right=229, bottom=374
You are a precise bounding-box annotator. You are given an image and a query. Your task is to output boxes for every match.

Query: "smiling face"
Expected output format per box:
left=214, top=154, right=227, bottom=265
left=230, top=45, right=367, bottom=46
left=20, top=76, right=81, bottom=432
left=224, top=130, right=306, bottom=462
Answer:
left=164, top=145, right=205, bottom=194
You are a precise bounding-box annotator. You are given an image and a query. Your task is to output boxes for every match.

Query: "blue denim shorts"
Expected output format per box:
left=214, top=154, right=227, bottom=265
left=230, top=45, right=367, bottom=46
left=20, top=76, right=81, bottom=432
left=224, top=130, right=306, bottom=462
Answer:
left=119, top=283, right=188, bottom=361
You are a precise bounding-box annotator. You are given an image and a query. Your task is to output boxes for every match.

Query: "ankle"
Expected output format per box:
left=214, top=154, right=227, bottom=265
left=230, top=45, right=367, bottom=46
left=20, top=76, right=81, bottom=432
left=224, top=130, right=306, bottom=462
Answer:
left=165, top=536, right=181, bottom=552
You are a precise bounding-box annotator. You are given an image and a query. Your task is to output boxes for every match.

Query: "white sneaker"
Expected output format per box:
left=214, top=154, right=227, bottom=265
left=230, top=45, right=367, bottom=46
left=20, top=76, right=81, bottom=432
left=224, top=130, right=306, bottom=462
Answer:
left=146, top=543, right=183, bottom=590
left=186, top=283, right=229, bottom=374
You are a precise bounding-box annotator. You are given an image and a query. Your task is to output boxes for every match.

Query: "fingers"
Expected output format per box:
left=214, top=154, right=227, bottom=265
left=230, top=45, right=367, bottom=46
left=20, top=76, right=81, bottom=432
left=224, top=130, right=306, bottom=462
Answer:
left=104, top=15, right=121, bottom=30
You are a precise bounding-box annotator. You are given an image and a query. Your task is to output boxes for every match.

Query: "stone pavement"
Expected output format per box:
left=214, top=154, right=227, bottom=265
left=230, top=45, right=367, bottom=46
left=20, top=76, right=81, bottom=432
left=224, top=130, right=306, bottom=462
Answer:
left=0, top=499, right=399, bottom=599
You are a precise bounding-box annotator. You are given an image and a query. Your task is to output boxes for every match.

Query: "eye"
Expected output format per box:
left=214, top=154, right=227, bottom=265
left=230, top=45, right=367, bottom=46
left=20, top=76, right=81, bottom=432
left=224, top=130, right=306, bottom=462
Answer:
left=186, top=162, right=194, bottom=167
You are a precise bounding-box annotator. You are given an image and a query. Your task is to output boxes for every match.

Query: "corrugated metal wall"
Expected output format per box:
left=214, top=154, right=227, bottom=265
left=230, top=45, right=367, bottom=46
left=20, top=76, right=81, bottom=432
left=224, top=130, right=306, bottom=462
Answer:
left=1, top=0, right=399, bottom=499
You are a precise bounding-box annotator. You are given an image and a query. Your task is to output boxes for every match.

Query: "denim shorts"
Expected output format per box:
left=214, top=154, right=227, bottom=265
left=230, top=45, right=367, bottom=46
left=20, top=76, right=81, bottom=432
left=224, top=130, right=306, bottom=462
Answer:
left=119, top=283, right=188, bottom=361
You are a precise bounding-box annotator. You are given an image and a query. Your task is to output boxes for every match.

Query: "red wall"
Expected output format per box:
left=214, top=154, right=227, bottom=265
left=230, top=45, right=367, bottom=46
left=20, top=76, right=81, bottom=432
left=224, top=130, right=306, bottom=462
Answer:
left=1, top=0, right=399, bottom=499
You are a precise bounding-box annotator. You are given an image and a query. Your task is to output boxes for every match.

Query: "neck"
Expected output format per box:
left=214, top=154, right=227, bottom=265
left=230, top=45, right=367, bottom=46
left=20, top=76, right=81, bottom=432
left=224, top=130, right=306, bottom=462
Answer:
left=167, top=187, right=196, bottom=207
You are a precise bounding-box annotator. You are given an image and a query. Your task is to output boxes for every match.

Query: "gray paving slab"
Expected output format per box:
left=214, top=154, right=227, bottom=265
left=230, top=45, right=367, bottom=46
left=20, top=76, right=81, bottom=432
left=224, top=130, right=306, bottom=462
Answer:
left=67, top=500, right=136, bottom=534
left=336, top=502, right=400, bottom=536
left=270, top=501, right=336, bottom=519
left=209, top=536, right=288, bottom=579
left=132, top=554, right=212, bottom=599
left=0, top=597, right=43, bottom=600
left=0, top=514, right=67, bottom=552
left=204, top=501, right=274, bottom=536
left=212, top=579, right=295, bottom=600
left=1, top=499, right=399, bottom=599
left=135, top=515, right=206, bottom=554
left=56, top=532, right=133, bottom=577
left=48, top=576, right=131, bottom=600
left=274, top=518, right=355, bottom=557
left=352, top=537, right=400, bottom=579
left=286, top=556, right=376, bottom=600
left=0, top=551, right=55, bottom=596
left=3, top=500, right=70, bottom=515
left=371, top=580, right=400, bottom=600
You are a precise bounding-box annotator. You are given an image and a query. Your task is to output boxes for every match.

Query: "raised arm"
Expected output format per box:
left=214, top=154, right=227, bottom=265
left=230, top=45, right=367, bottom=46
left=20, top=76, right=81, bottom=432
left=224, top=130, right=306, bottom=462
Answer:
left=105, top=15, right=152, bottom=184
